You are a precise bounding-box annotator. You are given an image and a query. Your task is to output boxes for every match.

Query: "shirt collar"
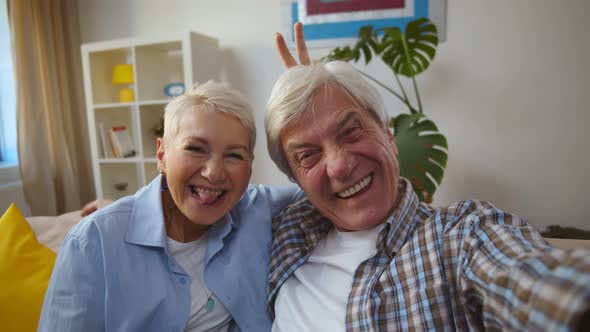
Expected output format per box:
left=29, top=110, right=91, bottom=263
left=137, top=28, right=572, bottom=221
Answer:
left=125, top=175, right=168, bottom=248
left=299, top=206, right=332, bottom=250
left=205, top=213, right=236, bottom=264
left=378, top=178, right=420, bottom=256
left=125, top=175, right=238, bottom=256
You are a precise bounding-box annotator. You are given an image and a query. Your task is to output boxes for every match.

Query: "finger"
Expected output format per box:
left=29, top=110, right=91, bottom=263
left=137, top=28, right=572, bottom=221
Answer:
left=294, top=22, right=311, bottom=65
left=97, top=199, right=114, bottom=209
left=275, top=32, right=297, bottom=68
left=80, top=203, right=97, bottom=217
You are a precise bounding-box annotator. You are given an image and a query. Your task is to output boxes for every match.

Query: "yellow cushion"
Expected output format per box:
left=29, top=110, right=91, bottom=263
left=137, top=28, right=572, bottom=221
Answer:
left=0, top=203, right=57, bottom=332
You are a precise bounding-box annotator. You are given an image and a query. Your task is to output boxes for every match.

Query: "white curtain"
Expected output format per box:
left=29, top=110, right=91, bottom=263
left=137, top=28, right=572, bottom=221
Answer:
left=9, top=0, right=94, bottom=215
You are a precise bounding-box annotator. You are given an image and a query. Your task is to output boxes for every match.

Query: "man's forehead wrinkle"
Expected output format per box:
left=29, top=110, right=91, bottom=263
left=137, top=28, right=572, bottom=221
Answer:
left=297, top=86, right=363, bottom=144
left=336, top=111, right=357, bottom=129
left=305, top=94, right=322, bottom=139
left=284, top=82, right=368, bottom=151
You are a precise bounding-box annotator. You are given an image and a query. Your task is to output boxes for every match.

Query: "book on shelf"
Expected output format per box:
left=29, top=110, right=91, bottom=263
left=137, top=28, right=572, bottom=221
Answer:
left=108, top=125, right=136, bottom=158
left=98, top=123, right=113, bottom=158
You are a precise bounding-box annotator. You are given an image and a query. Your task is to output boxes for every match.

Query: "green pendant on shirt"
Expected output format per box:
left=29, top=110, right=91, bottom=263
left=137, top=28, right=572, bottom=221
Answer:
left=206, top=298, right=215, bottom=312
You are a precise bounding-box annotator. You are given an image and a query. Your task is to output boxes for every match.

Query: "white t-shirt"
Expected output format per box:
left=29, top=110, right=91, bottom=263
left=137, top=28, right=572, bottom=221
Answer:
left=167, top=235, right=232, bottom=332
left=272, top=224, right=383, bottom=332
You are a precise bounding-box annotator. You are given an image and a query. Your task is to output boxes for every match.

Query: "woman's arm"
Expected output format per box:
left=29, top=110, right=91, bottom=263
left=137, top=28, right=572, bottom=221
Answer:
left=275, top=22, right=311, bottom=68
left=38, top=228, right=106, bottom=331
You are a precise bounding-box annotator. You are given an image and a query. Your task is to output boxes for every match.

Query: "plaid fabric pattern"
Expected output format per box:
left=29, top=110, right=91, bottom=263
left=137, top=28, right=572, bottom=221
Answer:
left=267, top=178, right=590, bottom=331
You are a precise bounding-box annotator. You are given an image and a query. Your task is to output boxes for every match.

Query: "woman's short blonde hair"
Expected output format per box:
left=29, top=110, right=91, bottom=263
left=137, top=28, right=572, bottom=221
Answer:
left=265, top=61, right=388, bottom=179
left=163, top=80, right=256, bottom=154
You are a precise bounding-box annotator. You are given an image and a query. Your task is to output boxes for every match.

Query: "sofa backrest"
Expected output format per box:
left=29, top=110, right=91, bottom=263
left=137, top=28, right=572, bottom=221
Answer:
left=25, top=211, right=590, bottom=252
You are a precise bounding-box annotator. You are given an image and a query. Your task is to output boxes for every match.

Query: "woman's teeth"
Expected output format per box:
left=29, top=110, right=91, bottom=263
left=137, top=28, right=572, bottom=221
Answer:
left=337, top=175, right=372, bottom=198
left=191, top=186, right=224, bottom=204
left=195, top=187, right=222, bottom=196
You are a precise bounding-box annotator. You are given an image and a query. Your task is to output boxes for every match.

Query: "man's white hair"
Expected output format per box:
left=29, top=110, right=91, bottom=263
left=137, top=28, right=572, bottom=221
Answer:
left=265, top=61, right=388, bottom=179
left=163, top=80, right=256, bottom=153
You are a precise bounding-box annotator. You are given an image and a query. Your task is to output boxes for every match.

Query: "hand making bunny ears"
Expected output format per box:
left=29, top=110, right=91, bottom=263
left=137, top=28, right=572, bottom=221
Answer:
left=275, top=22, right=314, bottom=68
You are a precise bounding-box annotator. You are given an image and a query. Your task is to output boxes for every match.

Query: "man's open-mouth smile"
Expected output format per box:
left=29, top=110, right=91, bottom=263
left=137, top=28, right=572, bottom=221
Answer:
left=336, top=174, right=373, bottom=199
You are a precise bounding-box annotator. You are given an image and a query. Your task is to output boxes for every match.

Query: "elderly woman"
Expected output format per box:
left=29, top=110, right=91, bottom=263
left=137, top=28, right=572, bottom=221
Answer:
left=38, top=81, right=302, bottom=332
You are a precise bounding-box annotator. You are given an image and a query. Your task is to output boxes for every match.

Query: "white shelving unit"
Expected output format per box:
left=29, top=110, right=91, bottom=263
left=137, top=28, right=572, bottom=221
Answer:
left=81, top=32, right=221, bottom=199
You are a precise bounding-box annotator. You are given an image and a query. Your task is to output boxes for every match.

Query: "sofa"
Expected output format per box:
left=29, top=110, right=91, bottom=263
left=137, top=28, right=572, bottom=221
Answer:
left=28, top=210, right=590, bottom=252
left=0, top=205, right=84, bottom=331
left=1, top=204, right=589, bottom=331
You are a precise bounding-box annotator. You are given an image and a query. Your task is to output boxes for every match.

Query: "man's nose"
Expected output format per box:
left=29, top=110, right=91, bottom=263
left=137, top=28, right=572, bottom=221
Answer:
left=326, top=148, right=355, bottom=179
left=201, top=157, right=226, bottom=183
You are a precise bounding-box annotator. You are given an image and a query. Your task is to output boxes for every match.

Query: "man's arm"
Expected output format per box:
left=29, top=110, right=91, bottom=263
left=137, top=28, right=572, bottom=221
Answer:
left=445, top=203, right=590, bottom=331
left=38, top=229, right=106, bottom=331
left=253, top=184, right=304, bottom=217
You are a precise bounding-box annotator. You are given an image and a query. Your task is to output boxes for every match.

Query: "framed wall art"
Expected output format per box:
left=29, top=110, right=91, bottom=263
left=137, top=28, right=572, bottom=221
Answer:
left=282, top=0, right=447, bottom=48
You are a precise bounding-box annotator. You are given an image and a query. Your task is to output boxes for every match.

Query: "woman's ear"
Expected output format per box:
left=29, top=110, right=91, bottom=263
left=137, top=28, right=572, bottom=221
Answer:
left=156, top=137, right=166, bottom=171
left=247, top=154, right=254, bottom=180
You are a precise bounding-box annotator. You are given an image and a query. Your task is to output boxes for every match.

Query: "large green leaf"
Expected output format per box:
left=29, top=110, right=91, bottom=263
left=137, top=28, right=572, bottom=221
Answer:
left=381, top=18, right=438, bottom=77
left=391, top=113, right=447, bottom=201
left=322, top=25, right=378, bottom=64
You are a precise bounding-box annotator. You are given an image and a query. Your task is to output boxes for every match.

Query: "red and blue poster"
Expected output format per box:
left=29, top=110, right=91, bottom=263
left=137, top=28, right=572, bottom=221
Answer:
left=306, top=0, right=406, bottom=15
left=284, top=0, right=446, bottom=47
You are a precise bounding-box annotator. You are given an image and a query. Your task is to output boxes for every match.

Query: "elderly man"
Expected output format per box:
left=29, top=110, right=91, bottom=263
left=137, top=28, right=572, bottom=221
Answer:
left=265, top=23, right=590, bottom=331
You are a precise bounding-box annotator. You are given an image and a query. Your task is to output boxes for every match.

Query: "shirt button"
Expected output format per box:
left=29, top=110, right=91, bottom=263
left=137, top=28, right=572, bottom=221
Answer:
left=178, top=277, right=187, bottom=285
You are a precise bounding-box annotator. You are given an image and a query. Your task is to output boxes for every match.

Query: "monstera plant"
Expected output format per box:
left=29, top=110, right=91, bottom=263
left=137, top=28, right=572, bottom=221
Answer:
left=322, top=18, right=447, bottom=202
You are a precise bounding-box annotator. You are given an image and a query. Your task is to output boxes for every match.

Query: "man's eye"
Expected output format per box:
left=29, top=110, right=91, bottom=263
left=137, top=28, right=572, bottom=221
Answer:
left=297, top=152, right=319, bottom=168
left=344, top=126, right=361, bottom=137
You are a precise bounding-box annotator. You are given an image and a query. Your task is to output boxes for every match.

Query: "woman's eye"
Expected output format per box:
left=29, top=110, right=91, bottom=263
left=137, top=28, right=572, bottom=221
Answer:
left=226, top=153, right=245, bottom=160
left=187, top=146, right=206, bottom=153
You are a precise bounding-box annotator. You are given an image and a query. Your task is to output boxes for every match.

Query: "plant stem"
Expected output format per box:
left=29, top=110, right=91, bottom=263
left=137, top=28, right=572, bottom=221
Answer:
left=411, top=75, right=423, bottom=113
left=357, top=70, right=418, bottom=114
left=391, top=68, right=410, bottom=106
left=400, top=36, right=423, bottom=113
left=357, top=70, right=403, bottom=101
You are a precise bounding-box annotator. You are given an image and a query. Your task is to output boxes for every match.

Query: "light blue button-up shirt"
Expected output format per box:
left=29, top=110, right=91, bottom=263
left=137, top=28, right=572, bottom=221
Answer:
left=38, top=175, right=302, bottom=332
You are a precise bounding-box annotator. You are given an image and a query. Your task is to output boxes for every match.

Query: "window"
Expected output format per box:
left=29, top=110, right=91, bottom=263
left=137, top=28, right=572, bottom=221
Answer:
left=0, top=0, right=17, bottom=166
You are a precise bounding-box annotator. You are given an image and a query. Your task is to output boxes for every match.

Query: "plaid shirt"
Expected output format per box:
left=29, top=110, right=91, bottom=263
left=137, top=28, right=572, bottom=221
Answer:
left=267, top=178, right=590, bottom=331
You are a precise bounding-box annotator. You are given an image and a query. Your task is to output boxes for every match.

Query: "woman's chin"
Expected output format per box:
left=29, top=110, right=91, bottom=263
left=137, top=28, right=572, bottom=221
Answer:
left=183, top=201, right=232, bottom=226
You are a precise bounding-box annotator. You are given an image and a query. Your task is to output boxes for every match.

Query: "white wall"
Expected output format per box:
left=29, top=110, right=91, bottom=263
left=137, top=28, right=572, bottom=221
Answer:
left=79, top=0, right=590, bottom=231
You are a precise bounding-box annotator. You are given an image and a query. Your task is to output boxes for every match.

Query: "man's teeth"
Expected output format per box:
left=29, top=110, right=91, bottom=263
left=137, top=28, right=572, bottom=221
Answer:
left=337, top=175, right=372, bottom=198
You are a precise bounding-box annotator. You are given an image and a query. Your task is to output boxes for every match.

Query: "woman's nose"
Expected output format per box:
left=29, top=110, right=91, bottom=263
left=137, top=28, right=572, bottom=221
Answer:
left=201, top=157, right=226, bottom=183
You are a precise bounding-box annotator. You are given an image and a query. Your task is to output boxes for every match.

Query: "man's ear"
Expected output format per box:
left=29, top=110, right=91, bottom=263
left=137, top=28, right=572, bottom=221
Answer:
left=156, top=137, right=166, bottom=172
left=386, top=127, right=398, bottom=157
